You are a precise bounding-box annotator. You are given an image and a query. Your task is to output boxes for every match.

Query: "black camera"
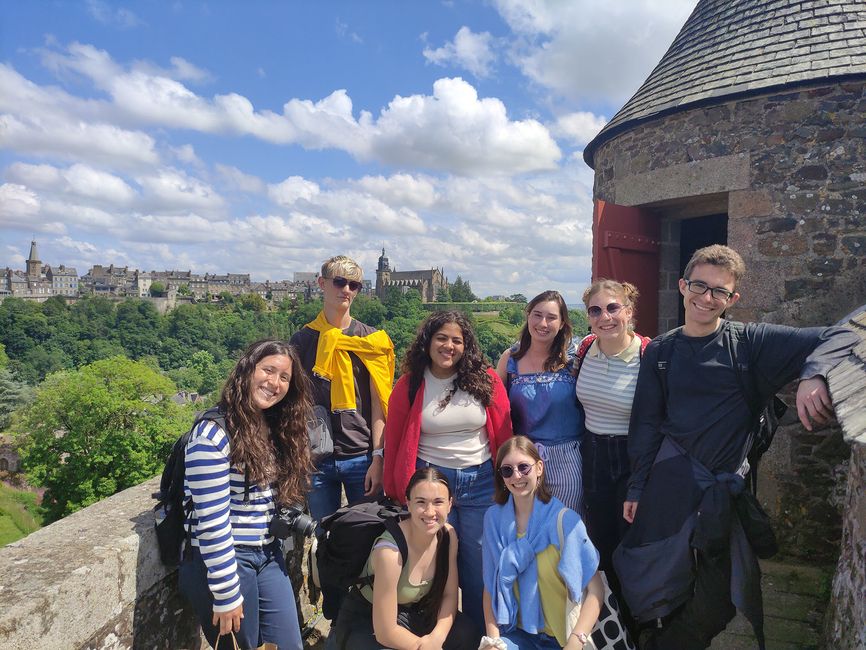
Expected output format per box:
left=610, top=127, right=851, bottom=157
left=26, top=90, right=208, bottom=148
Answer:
left=269, top=504, right=317, bottom=539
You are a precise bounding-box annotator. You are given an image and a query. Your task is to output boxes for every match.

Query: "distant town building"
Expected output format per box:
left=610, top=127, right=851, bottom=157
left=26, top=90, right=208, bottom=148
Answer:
left=0, top=240, right=69, bottom=302
left=375, top=248, right=447, bottom=303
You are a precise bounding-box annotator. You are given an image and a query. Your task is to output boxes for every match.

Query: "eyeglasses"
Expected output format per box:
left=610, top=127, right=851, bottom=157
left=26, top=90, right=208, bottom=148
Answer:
left=330, top=276, right=363, bottom=292
left=499, top=462, right=536, bottom=479
left=587, top=302, right=624, bottom=319
left=684, top=279, right=734, bottom=301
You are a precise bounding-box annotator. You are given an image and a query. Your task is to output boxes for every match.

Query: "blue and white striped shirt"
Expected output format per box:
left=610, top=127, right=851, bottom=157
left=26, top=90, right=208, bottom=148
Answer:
left=183, top=419, right=276, bottom=612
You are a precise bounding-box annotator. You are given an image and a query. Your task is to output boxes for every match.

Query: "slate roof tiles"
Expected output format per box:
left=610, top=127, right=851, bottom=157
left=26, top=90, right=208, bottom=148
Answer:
left=584, top=0, right=866, bottom=166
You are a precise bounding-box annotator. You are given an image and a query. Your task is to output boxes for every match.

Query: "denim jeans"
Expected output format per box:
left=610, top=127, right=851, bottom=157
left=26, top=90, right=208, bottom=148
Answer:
left=416, top=457, right=495, bottom=636
left=178, top=542, right=302, bottom=650
left=307, top=453, right=371, bottom=525
left=499, top=627, right=562, bottom=649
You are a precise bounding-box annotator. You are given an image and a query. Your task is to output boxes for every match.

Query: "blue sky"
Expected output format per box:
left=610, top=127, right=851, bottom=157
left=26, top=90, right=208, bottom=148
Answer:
left=1, top=0, right=696, bottom=302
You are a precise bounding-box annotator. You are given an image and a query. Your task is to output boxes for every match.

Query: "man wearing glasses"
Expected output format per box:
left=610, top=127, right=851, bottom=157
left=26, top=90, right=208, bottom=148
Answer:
left=290, top=255, right=395, bottom=617
left=619, top=245, right=857, bottom=649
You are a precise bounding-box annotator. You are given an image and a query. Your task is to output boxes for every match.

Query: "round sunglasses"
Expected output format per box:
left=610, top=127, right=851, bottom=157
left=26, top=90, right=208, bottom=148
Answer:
left=499, top=461, right=536, bottom=479
left=587, top=302, right=624, bottom=319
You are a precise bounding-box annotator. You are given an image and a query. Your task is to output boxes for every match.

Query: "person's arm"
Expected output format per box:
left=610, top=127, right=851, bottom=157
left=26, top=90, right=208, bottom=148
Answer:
left=382, top=376, right=409, bottom=502
left=184, top=424, right=244, bottom=631
left=564, top=571, right=603, bottom=650
left=495, top=349, right=511, bottom=383
left=487, top=369, right=514, bottom=450
left=482, top=588, right=502, bottom=639
left=625, top=341, right=666, bottom=517
left=365, top=373, right=385, bottom=495
left=371, top=545, right=423, bottom=650
left=418, top=526, right=459, bottom=649
left=748, top=323, right=858, bottom=431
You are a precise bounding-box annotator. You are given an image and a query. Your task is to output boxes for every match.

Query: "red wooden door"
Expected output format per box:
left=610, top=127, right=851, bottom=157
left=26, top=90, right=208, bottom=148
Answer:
left=592, top=200, right=661, bottom=337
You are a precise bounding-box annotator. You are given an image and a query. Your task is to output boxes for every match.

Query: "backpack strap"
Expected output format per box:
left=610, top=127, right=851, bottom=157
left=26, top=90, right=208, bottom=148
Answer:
left=573, top=334, right=597, bottom=376
left=655, top=327, right=682, bottom=403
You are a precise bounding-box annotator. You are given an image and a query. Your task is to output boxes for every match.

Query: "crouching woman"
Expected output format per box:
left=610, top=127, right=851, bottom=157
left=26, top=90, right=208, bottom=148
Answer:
left=332, top=467, right=478, bottom=649
left=482, top=436, right=604, bottom=650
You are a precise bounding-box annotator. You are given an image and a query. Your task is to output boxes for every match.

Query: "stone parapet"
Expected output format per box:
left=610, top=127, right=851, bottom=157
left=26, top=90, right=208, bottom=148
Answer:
left=0, top=476, right=199, bottom=649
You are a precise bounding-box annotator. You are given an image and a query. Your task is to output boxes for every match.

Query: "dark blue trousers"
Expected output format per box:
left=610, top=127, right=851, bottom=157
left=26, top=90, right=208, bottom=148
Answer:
left=179, top=542, right=303, bottom=650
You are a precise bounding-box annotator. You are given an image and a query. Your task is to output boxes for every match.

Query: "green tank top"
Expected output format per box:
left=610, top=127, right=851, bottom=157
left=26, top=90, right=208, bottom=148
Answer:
left=359, top=530, right=433, bottom=605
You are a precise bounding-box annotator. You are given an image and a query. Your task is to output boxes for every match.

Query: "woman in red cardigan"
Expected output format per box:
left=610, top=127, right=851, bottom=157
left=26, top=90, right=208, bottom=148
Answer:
left=384, top=310, right=512, bottom=636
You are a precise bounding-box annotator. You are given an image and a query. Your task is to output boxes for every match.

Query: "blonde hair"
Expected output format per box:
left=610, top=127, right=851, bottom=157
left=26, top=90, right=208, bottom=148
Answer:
left=583, top=279, right=638, bottom=328
left=683, top=245, right=745, bottom=286
left=321, top=255, right=362, bottom=281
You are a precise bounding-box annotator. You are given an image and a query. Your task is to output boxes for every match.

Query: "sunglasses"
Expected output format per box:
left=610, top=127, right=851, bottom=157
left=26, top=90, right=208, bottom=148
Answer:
left=499, top=462, right=536, bottom=479
left=587, top=302, right=624, bottom=319
left=330, top=276, right=363, bottom=292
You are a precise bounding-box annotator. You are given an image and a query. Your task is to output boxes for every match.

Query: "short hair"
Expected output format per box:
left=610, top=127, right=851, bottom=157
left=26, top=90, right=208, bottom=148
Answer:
left=493, top=436, right=552, bottom=505
left=683, top=245, right=746, bottom=286
left=321, top=255, right=362, bottom=281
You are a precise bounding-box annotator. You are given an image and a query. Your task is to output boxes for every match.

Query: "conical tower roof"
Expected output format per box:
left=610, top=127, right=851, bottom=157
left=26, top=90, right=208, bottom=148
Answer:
left=584, top=0, right=866, bottom=167
left=28, top=240, right=39, bottom=262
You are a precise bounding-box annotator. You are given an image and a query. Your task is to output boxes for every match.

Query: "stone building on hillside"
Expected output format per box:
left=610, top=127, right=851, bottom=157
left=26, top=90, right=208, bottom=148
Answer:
left=375, top=248, right=447, bottom=303
left=0, top=241, right=64, bottom=302
left=583, top=0, right=866, bottom=559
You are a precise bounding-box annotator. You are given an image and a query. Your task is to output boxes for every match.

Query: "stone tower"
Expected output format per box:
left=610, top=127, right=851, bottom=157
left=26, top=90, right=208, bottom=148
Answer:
left=26, top=240, right=41, bottom=279
left=375, top=247, right=391, bottom=300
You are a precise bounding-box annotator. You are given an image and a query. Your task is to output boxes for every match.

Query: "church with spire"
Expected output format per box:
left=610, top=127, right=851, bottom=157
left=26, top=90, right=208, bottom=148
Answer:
left=374, top=248, right=447, bottom=303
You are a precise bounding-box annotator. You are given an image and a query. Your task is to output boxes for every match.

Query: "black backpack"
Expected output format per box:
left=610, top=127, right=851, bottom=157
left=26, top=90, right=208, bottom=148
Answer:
left=152, top=406, right=245, bottom=567
left=655, top=321, right=788, bottom=494
left=313, top=498, right=408, bottom=620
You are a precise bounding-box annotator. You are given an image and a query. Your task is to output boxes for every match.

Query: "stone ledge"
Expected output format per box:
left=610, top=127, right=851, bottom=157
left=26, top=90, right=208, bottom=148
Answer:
left=0, top=476, right=198, bottom=649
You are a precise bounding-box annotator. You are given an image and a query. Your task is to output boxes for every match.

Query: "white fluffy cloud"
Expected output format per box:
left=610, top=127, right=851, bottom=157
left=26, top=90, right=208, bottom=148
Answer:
left=552, top=111, right=608, bottom=147
left=423, top=27, right=497, bottom=78
left=494, top=0, right=697, bottom=105
left=25, top=43, right=560, bottom=176
left=7, top=162, right=137, bottom=205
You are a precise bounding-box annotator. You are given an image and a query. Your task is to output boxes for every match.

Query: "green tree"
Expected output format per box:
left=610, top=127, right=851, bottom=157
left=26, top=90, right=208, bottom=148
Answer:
left=569, top=309, right=589, bottom=338
left=507, top=293, right=527, bottom=303
left=115, top=299, right=162, bottom=359
left=149, top=281, right=167, bottom=297
left=0, top=342, right=8, bottom=369
left=13, top=356, right=192, bottom=521
left=177, top=283, right=191, bottom=296
left=236, top=293, right=268, bottom=312
left=435, top=287, right=452, bottom=302
left=0, top=368, right=33, bottom=431
left=500, top=304, right=526, bottom=326
left=352, top=295, right=387, bottom=329
left=449, top=276, right=477, bottom=302
left=475, top=323, right=513, bottom=365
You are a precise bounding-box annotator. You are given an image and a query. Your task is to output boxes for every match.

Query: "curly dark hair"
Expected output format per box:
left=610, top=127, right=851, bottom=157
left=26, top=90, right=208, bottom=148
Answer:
left=511, top=290, right=573, bottom=372
left=401, top=310, right=493, bottom=407
left=219, top=339, right=314, bottom=506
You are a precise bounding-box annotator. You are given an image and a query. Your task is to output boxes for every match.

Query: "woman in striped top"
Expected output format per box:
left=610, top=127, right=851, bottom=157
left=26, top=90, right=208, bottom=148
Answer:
left=179, top=339, right=314, bottom=650
left=575, top=280, right=649, bottom=637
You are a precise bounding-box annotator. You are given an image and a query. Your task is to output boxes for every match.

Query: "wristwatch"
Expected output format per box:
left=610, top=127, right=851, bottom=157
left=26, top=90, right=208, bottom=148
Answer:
left=371, top=448, right=384, bottom=458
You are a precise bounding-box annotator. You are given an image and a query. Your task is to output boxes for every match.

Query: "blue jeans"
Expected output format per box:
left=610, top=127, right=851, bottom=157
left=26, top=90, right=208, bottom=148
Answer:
left=178, top=542, right=302, bottom=650
left=500, top=628, right=562, bottom=649
left=307, top=453, right=371, bottom=526
left=416, top=457, right=495, bottom=636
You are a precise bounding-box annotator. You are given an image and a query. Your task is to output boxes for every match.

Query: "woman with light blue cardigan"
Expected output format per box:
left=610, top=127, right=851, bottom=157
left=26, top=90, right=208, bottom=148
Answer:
left=481, top=436, right=603, bottom=650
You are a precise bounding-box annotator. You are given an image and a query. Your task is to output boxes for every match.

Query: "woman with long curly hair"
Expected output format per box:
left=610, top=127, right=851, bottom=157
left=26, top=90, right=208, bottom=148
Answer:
left=384, top=310, right=512, bottom=634
left=179, top=339, right=314, bottom=650
left=495, top=291, right=585, bottom=513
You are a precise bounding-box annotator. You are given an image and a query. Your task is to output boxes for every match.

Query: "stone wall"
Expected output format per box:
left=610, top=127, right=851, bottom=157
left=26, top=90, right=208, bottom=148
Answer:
left=591, top=79, right=866, bottom=560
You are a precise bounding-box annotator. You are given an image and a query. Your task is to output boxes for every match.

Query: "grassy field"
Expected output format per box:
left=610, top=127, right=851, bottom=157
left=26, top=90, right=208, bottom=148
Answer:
left=0, top=481, right=42, bottom=546
left=475, top=312, right=521, bottom=339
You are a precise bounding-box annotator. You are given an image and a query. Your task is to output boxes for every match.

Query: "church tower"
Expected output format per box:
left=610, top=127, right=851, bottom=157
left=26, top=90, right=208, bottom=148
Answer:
left=375, top=248, right=391, bottom=300
left=26, top=240, right=41, bottom=280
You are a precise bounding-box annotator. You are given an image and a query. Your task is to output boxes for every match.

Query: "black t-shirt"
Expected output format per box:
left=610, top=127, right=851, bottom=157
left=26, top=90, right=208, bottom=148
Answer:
left=627, top=320, right=858, bottom=501
left=290, top=319, right=377, bottom=459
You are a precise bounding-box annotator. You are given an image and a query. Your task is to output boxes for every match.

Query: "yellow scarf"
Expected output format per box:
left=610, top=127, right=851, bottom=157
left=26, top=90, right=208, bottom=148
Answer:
left=305, top=311, right=395, bottom=418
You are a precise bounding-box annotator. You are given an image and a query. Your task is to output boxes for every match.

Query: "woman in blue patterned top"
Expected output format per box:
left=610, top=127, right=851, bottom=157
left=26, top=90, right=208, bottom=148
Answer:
left=179, top=339, right=314, bottom=650
left=496, top=291, right=585, bottom=513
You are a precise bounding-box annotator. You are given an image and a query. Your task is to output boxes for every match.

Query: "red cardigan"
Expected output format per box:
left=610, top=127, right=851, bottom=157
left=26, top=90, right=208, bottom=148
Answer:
left=383, top=367, right=513, bottom=504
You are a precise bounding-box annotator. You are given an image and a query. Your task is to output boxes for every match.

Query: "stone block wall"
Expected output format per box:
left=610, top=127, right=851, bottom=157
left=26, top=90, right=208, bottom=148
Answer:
left=0, top=476, right=322, bottom=649
left=591, top=79, right=866, bottom=560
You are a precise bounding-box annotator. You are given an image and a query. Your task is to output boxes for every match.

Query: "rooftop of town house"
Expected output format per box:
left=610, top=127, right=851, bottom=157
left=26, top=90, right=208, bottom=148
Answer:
left=584, top=0, right=866, bottom=166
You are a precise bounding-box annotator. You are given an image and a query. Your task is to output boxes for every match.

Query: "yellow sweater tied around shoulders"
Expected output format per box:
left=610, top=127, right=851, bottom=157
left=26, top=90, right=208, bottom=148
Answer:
left=305, top=311, right=395, bottom=418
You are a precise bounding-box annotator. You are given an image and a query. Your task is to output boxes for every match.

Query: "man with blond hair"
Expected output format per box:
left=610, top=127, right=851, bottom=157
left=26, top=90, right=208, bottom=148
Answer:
left=618, top=244, right=857, bottom=649
left=290, top=255, right=394, bottom=618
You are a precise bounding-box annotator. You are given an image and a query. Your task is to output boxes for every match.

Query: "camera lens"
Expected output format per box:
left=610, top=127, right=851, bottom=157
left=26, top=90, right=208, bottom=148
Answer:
left=291, top=512, right=317, bottom=537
